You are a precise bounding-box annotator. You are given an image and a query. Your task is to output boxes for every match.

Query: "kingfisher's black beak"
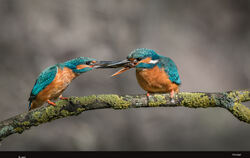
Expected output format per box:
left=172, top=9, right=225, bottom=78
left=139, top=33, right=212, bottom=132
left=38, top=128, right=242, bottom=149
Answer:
left=104, top=59, right=131, bottom=68
left=105, top=59, right=136, bottom=77
left=91, top=61, right=112, bottom=68
left=92, top=59, right=134, bottom=76
left=93, top=60, right=131, bottom=69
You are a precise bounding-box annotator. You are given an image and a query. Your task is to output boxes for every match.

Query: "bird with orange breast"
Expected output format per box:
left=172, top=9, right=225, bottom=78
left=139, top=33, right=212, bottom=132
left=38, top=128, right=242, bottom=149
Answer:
left=108, top=48, right=181, bottom=102
left=28, top=57, right=110, bottom=110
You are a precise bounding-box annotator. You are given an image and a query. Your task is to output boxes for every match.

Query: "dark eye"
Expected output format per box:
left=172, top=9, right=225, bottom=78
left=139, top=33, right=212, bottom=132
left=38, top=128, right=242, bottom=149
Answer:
left=86, top=61, right=91, bottom=65
left=137, top=58, right=142, bottom=61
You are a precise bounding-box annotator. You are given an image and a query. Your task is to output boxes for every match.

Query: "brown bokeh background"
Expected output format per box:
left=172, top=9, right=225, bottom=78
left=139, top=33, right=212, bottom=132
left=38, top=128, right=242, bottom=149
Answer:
left=0, top=0, right=249, bottom=150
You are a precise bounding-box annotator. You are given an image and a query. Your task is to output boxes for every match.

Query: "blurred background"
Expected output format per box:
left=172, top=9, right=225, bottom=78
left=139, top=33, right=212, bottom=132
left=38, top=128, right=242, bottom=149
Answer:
left=0, top=0, right=249, bottom=151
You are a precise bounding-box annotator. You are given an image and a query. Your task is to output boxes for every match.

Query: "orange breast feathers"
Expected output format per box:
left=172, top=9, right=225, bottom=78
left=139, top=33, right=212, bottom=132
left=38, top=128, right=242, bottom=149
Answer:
left=30, top=67, right=77, bottom=109
left=136, top=65, right=179, bottom=93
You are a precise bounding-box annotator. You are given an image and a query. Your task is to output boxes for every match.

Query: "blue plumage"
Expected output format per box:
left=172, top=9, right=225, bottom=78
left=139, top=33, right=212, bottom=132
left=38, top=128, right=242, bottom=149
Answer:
left=128, top=48, right=160, bottom=60
left=63, top=57, right=96, bottom=73
left=109, top=48, right=181, bottom=99
left=28, top=57, right=96, bottom=110
left=29, top=66, right=57, bottom=109
left=31, top=66, right=58, bottom=96
left=127, top=48, right=181, bottom=85
left=158, top=55, right=181, bottom=85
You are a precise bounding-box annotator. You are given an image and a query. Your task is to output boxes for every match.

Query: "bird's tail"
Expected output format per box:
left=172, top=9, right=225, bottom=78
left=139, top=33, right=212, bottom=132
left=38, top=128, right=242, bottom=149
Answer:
left=28, top=95, right=36, bottom=111
left=28, top=101, right=32, bottom=111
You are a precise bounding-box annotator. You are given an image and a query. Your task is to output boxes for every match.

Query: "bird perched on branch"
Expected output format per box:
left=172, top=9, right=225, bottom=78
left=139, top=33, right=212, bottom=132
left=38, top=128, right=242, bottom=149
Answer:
left=108, top=48, right=181, bottom=101
left=28, top=57, right=110, bottom=110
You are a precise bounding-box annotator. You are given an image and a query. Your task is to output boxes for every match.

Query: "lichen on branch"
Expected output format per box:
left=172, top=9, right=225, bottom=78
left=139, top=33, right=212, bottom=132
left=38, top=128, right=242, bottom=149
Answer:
left=0, top=90, right=249, bottom=142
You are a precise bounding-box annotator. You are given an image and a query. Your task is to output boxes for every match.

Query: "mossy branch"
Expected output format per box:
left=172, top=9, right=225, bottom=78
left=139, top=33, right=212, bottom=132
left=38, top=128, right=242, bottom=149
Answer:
left=0, top=90, right=249, bottom=141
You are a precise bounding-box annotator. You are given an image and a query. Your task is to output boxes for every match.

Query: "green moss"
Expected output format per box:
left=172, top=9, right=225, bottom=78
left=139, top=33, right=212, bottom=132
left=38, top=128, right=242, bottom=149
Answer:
left=60, top=110, right=70, bottom=117
left=32, top=110, right=50, bottom=123
left=228, top=91, right=250, bottom=103
left=76, top=107, right=85, bottom=113
left=180, top=93, right=212, bottom=108
left=230, top=102, right=250, bottom=123
left=22, top=121, right=30, bottom=126
left=60, top=107, right=84, bottom=117
left=38, top=113, right=48, bottom=122
left=74, top=95, right=97, bottom=105
left=29, top=98, right=88, bottom=123
left=45, top=106, right=58, bottom=116
left=149, top=94, right=167, bottom=107
left=227, top=92, right=237, bottom=102
left=55, top=100, right=68, bottom=106
left=14, top=127, right=24, bottom=134
left=0, top=126, right=14, bottom=135
left=32, top=111, right=42, bottom=121
left=210, top=96, right=216, bottom=106
left=213, top=93, right=234, bottom=109
left=97, top=94, right=131, bottom=109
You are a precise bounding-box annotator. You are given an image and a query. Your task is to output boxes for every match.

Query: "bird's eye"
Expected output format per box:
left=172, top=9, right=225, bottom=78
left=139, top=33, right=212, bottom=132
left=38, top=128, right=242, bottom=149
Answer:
left=137, top=58, right=142, bottom=61
left=86, top=61, right=91, bottom=65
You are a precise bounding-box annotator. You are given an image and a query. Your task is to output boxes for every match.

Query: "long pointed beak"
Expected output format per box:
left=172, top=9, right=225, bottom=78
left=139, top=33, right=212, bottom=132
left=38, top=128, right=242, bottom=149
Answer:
left=92, top=59, right=133, bottom=76
left=107, top=59, right=133, bottom=77
left=104, top=59, right=131, bottom=68
left=92, top=61, right=115, bottom=69
left=93, top=60, right=131, bottom=69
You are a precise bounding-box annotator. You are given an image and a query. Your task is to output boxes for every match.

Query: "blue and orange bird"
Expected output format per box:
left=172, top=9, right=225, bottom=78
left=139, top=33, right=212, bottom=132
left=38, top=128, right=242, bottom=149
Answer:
left=28, top=57, right=106, bottom=111
left=108, top=48, right=181, bottom=101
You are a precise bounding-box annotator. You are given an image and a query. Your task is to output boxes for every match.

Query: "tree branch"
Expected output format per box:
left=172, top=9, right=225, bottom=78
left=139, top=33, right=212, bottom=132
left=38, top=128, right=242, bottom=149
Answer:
left=0, top=90, right=249, bottom=141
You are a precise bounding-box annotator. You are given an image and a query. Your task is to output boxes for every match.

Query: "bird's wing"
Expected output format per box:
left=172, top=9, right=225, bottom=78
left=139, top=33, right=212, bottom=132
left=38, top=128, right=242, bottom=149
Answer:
left=158, top=56, right=181, bottom=85
left=28, top=65, right=58, bottom=102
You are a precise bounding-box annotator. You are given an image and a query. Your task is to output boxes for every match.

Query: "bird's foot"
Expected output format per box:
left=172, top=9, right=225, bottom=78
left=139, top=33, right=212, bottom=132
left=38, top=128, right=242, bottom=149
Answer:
left=170, top=90, right=175, bottom=104
left=146, top=92, right=156, bottom=101
left=147, top=92, right=150, bottom=97
left=47, top=100, right=56, bottom=106
left=146, top=92, right=151, bottom=100
left=59, top=95, right=69, bottom=100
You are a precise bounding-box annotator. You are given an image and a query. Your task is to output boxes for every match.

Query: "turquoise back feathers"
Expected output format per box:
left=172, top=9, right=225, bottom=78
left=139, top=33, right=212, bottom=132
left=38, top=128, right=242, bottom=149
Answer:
left=28, top=57, right=96, bottom=109
left=30, top=65, right=58, bottom=97
left=158, top=55, right=181, bottom=85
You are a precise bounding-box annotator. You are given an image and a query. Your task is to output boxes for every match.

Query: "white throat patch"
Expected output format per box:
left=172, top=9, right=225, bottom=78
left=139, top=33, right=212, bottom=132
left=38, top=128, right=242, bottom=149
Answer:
left=149, top=59, right=159, bottom=64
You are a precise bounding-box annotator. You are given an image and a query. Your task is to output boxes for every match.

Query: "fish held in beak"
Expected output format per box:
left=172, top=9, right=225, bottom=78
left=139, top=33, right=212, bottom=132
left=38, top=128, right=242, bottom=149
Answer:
left=111, top=67, right=131, bottom=77
left=110, top=59, right=138, bottom=77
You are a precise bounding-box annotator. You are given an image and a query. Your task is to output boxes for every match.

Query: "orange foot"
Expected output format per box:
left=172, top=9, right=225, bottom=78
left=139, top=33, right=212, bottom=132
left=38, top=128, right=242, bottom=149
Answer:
left=47, top=100, right=56, bottom=106
left=147, top=92, right=150, bottom=97
left=170, top=90, right=175, bottom=103
left=59, top=95, right=69, bottom=100
left=146, top=92, right=152, bottom=100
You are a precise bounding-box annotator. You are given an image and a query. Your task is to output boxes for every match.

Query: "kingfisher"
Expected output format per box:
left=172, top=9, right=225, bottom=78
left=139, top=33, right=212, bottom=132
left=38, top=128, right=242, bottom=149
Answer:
left=28, top=57, right=110, bottom=111
left=107, top=48, right=181, bottom=101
